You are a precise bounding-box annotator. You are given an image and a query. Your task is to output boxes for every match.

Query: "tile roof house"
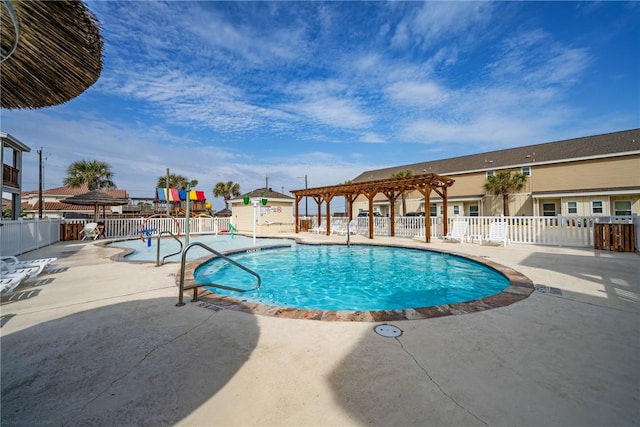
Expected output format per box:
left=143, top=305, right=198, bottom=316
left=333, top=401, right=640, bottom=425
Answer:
left=21, top=184, right=130, bottom=219
left=351, top=129, right=640, bottom=217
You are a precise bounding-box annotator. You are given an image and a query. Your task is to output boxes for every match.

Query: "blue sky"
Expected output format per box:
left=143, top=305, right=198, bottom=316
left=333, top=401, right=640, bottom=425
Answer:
left=3, top=1, right=639, bottom=209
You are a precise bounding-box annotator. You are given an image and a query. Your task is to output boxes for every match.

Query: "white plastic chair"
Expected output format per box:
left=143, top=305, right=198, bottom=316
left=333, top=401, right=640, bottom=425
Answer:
left=1, top=264, right=43, bottom=279
left=309, top=223, right=326, bottom=234
left=0, top=256, right=57, bottom=275
left=0, top=272, right=29, bottom=294
left=80, top=222, right=100, bottom=240
left=443, top=220, right=469, bottom=243
left=481, top=221, right=509, bottom=246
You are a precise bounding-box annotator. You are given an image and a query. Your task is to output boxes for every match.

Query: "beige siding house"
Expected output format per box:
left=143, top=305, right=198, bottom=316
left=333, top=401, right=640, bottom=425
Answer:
left=351, top=129, right=640, bottom=218
left=230, top=188, right=295, bottom=233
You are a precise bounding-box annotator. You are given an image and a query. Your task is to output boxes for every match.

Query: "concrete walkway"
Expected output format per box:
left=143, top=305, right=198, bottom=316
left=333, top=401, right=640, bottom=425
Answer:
left=1, top=235, right=638, bottom=426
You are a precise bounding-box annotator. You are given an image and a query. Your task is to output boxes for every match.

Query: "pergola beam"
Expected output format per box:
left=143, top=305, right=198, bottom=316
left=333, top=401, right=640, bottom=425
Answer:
left=291, top=173, right=455, bottom=241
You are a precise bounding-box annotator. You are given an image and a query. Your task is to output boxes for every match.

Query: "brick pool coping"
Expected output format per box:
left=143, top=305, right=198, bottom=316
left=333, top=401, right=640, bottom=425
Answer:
left=177, top=240, right=534, bottom=322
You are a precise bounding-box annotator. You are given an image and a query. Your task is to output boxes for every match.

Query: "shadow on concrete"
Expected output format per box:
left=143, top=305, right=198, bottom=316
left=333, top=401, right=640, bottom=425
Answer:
left=325, top=321, right=488, bottom=426
left=327, top=297, right=640, bottom=427
left=0, top=313, right=16, bottom=328
left=1, top=273, right=59, bottom=306
left=1, top=298, right=259, bottom=426
left=0, top=289, right=42, bottom=306
left=520, top=250, right=639, bottom=307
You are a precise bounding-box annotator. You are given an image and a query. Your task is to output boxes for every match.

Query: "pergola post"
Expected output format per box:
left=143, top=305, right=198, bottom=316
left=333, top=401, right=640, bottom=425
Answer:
left=312, top=196, right=323, bottom=227
left=323, top=194, right=334, bottom=235
left=434, top=187, right=449, bottom=237
left=382, top=190, right=399, bottom=237
left=362, top=189, right=377, bottom=239
left=417, top=185, right=432, bottom=243
left=289, top=173, right=455, bottom=242
left=294, top=195, right=302, bottom=233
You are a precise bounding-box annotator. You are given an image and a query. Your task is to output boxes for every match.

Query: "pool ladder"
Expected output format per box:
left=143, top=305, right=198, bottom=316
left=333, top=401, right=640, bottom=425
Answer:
left=176, top=242, right=262, bottom=307
left=155, top=230, right=183, bottom=266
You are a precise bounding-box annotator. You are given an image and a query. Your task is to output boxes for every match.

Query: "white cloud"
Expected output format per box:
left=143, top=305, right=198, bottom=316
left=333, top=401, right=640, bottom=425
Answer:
left=294, top=97, right=372, bottom=129
left=387, top=81, right=450, bottom=107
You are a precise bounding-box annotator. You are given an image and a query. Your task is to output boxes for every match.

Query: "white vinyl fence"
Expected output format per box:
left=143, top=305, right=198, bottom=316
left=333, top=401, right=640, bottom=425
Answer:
left=1, top=218, right=63, bottom=256
left=0, top=217, right=232, bottom=257
left=313, top=214, right=639, bottom=249
left=1, top=215, right=637, bottom=257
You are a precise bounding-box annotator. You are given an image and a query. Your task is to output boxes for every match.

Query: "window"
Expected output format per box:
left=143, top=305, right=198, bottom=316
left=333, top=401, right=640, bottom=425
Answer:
left=486, top=170, right=495, bottom=178
left=521, top=166, right=531, bottom=176
left=469, top=205, right=479, bottom=217
left=453, top=205, right=460, bottom=215
left=542, top=203, right=556, bottom=216
left=430, top=203, right=437, bottom=217
left=567, top=201, right=577, bottom=214
left=591, top=201, right=604, bottom=215
left=614, top=201, right=632, bottom=216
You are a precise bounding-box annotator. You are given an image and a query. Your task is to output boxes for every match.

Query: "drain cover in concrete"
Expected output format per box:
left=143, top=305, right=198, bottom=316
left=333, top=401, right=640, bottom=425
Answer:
left=534, top=285, right=563, bottom=295
left=374, top=324, right=402, bottom=337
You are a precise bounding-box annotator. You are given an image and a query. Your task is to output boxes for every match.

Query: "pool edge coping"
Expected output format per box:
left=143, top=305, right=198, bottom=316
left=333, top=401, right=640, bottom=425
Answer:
left=178, top=239, right=535, bottom=322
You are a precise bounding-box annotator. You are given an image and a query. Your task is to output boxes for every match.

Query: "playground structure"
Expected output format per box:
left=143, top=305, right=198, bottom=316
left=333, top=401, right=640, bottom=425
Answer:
left=155, top=188, right=211, bottom=217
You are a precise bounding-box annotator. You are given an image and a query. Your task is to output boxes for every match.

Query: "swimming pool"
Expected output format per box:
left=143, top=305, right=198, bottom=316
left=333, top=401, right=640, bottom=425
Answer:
left=194, top=244, right=510, bottom=311
left=108, top=234, right=294, bottom=262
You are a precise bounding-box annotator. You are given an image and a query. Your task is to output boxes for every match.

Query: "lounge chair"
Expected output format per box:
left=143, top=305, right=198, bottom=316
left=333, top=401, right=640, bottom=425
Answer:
left=331, top=220, right=349, bottom=235
left=481, top=221, right=509, bottom=246
left=335, top=219, right=358, bottom=235
left=1, top=264, right=43, bottom=279
left=309, top=223, right=326, bottom=234
left=0, top=272, right=30, bottom=294
left=442, top=220, right=469, bottom=243
left=0, top=256, right=57, bottom=275
left=80, top=222, right=100, bottom=240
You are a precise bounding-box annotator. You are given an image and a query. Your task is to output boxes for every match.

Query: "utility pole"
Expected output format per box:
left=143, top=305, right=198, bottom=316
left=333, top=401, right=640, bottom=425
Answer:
left=166, top=168, right=170, bottom=217
left=38, top=148, right=43, bottom=219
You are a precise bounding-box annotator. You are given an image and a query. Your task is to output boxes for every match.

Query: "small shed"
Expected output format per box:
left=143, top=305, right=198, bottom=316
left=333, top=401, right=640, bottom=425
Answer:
left=230, top=188, right=294, bottom=233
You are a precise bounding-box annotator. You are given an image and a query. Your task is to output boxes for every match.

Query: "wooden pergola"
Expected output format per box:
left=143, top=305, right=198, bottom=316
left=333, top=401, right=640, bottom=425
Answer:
left=291, top=173, right=455, bottom=242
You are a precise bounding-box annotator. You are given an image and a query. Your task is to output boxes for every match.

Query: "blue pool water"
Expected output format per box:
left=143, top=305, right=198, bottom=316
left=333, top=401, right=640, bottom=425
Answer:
left=195, top=245, right=509, bottom=311
left=109, top=234, right=294, bottom=262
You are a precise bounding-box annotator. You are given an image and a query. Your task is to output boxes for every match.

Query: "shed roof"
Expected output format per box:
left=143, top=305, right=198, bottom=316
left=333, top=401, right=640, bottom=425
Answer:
left=237, top=188, right=293, bottom=200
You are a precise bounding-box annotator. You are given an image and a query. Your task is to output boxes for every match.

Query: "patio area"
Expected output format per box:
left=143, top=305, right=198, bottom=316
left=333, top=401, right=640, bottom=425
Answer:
left=1, top=234, right=638, bottom=426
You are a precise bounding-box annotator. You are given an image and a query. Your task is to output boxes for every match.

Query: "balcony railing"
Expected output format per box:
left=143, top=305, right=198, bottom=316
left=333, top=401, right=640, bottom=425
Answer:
left=2, top=164, right=19, bottom=188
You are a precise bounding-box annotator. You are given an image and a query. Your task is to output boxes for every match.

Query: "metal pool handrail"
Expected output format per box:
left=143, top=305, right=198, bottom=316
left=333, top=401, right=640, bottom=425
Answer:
left=176, top=241, right=262, bottom=307
left=156, top=230, right=183, bottom=266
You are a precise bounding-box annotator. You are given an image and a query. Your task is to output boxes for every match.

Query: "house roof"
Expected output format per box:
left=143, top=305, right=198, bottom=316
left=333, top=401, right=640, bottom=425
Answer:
left=237, top=187, right=293, bottom=200
left=22, top=201, right=96, bottom=212
left=22, top=184, right=127, bottom=198
left=0, top=132, right=31, bottom=152
left=353, top=128, right=640, bottom=182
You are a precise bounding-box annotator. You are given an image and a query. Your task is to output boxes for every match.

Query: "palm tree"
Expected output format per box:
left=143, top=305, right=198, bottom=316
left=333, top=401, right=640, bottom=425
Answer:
left=213, top=181, right=240, bottom=210
left=483, top=169, right=528, bottom=216
left=156, top=174, right=197, bottom=189
left=390, top=170, right=413, bottom=216
left=63, top=160, right=116, bottom=190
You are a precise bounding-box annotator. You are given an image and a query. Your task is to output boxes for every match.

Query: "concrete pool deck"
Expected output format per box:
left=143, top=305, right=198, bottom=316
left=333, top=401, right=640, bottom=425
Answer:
left=1, top=234, right=638, bottom=426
